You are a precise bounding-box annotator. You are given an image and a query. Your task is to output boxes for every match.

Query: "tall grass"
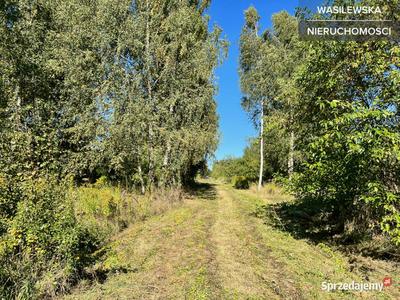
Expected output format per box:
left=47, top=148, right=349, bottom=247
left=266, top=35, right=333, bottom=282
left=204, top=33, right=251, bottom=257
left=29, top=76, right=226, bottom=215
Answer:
left=246, top=180, right=294, bottom=204
left=248, top=180, right=280, bottom=196
left=70, top=177, right=184, bottom=243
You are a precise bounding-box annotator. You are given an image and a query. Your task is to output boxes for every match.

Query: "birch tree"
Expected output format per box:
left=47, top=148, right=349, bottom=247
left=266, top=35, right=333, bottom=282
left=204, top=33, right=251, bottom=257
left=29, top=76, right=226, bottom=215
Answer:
left=101, top=0, right=228, bottom=190
left=239, top=8, right=304, bottom=187
left=238, top=6, right=282, bottom=191
left=265, top=11, right=304, bottom=180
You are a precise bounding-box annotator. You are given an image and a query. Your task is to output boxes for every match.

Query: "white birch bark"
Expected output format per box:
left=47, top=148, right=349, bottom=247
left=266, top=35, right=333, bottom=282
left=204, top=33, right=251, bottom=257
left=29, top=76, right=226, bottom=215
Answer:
left=258, top=100, right=264, bottom=192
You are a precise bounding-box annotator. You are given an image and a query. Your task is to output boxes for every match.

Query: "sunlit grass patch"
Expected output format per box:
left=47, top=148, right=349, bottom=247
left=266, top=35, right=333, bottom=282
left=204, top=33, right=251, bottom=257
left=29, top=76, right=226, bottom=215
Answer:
left=187, top=266, right=212, bottom=300
left=246, top=180, right=294, bottom=204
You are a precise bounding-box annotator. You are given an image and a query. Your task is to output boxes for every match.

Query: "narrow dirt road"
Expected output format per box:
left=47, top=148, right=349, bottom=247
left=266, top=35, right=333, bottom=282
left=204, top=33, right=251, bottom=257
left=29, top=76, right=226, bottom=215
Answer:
left=64, top=180, right=399, bottom=300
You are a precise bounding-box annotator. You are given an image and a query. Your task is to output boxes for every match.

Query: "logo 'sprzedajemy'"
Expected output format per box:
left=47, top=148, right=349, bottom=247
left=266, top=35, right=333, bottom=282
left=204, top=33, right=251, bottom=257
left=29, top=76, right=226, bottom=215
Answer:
left=322, top=278, right=393, bottom=292
left=383, top=277, right=392, bottom=287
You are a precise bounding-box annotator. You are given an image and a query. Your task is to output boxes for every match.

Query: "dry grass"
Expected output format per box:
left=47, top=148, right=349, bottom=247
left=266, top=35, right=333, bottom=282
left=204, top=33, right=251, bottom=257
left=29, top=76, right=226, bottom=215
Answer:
left=245, top=181, right=294, bottom=204
left=209, top=187, right=297, bottom=299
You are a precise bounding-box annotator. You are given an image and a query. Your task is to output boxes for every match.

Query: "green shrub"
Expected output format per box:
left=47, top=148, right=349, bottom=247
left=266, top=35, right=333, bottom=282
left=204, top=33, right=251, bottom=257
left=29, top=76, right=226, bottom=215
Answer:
left=232, top=176, right=250, bottom=189
left=0, top=177, right=98, bottom=299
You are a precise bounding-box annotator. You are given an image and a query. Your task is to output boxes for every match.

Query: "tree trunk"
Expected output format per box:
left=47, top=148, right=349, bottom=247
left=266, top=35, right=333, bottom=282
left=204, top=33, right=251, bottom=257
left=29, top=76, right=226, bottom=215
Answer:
left=148, top=124, right=154, bottom=190
left=258, top=100, right=264, bottom=192
left=146, top=0, right=154, bottom=190
left=160, top=104, right=174, bottom=188
left=288, top=131, right=294, bottom=181
left=253, top=25, right=263, bottom=192
left=160, top=138, right=171, bottom=187
left=137, top=149, right=145, bottom=194
left=124, top=172, right=129, bottom=190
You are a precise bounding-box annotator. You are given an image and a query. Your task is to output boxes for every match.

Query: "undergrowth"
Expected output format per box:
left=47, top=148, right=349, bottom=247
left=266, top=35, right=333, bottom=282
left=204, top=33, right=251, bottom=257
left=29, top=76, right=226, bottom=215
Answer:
left=71, top=177, right=183, bottom=241
left=0, top=176, right=97, bottom=299
left=0, top=175, right=183, bottom=299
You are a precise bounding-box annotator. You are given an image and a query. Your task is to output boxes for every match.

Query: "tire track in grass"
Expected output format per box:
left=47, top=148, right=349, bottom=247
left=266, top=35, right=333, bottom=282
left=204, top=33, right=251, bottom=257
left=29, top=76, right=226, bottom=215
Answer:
left=62, top=192, right=220, bottom=300
left=210, top=184, right=302, bottom=299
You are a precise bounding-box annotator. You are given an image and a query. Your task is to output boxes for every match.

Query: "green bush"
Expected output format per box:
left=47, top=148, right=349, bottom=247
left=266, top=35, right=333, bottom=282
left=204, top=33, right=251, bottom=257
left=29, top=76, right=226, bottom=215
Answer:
left=0, top=177, right=98, bottom=299
left=232, top=176, right=250, bottom=189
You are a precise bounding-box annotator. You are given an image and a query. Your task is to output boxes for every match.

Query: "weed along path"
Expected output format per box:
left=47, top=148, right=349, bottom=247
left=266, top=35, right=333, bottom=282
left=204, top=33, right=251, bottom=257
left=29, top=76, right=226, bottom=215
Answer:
left=64, top=180, right=400, bottom=300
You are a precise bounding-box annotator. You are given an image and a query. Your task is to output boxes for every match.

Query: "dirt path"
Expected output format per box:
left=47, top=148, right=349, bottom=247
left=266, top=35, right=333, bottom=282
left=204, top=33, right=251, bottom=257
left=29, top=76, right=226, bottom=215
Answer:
left=208, top=185, right=302, bottom=299
left=64, top=180, right=399, bottom=300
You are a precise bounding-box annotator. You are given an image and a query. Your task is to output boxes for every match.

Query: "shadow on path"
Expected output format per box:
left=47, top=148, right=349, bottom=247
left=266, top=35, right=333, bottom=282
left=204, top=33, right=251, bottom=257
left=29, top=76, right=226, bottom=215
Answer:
left=185, top=180, right=218, bottom=201
left=254, top=199, right=400, bottom=261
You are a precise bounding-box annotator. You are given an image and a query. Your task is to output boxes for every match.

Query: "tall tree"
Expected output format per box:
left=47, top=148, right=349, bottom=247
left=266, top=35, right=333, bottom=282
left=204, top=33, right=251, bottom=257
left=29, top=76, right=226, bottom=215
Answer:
left=239, top=8, right=305, bottom=187
left=97, top=0, right=228, bottom=190
left=239, top=6, right=289, bottom=190
left=0, top=0, right=111, bottom=180
left=238, top=6, right=265, bottom=191
left=264, top=11, right=304, bottom=180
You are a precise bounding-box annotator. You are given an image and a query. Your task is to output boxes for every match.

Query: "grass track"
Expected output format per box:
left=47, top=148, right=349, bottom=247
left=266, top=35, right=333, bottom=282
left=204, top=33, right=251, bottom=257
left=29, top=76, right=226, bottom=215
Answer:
left=62, top=180, right=399, bottom=300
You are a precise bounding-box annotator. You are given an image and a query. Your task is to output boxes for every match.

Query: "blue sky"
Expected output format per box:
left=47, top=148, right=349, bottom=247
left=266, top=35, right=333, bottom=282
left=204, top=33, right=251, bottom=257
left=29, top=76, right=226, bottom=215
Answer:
left=207, top=0, right=299, bottom=163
